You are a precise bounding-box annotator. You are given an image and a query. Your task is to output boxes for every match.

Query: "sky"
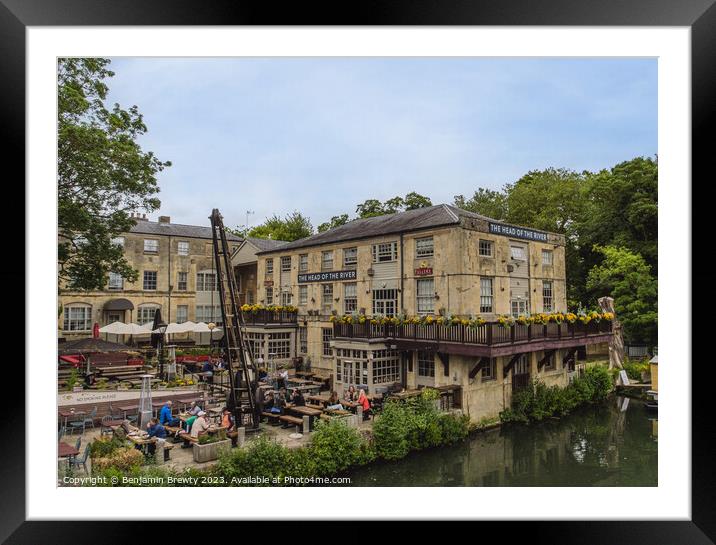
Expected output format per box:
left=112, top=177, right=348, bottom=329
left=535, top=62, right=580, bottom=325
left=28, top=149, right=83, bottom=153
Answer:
left=105, top=57, right=657, bottom=230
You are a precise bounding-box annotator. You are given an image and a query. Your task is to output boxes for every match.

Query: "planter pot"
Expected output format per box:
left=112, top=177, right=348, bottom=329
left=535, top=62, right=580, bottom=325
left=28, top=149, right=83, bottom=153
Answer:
left=192, top=439, right=231, bottom=463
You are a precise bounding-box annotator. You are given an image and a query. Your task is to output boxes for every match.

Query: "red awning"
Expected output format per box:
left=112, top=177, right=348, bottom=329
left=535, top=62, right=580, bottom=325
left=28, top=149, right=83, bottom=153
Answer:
left=59, top=355, right=84, bottom=365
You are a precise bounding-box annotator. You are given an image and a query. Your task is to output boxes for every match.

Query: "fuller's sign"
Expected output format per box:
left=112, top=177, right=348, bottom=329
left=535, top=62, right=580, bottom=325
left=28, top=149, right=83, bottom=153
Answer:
left=488, top=222, right=548, bottom=242
left=298, top=270, right=357, bottom=283
left=414, top=267, right=433, bottom=276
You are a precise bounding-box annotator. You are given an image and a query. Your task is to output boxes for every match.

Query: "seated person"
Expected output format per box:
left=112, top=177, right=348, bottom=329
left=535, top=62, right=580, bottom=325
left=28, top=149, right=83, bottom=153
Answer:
left=159, top=401, right=180, bottom=427
left=326, top=391, right=344, bottom=411
left=187, top=401, right=202, bottom=416
left=221, top=407, right=235, bottom=431
left=258, top=368, right=268, bottom=382
left=291, top=389, right=306, bottom=407
left=183, top=414, right=198, bottom=433
left=190, top=411, right=212, bottom=438
left=274, top=390, right=288, bottom=414
left=145, top=418, right=167, bottom=455
left=344, top=385, right=357, bottom=403
left=357, top=389, right=372, bottom=420
left=263, top=391, right=275, bottom=412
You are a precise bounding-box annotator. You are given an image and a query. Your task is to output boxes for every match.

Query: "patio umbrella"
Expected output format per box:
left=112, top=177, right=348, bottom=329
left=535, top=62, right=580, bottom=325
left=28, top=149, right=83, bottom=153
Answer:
left=151, top=322, right=187, bottom=335
left=58, top=337, right=133, bottom=355
left=99, top=321, right=133, bottom=335
left=191, top=322, right=212, bottom=333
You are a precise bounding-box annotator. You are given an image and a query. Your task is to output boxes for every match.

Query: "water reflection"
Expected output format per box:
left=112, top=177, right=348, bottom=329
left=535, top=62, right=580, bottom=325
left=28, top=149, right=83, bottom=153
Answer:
left=348, top=396, right=657, bottom=487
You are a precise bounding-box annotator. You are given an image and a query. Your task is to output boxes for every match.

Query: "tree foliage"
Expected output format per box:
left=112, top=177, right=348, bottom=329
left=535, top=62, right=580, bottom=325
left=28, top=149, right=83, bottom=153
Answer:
left=586, top=245, right=657, bottom=344
left=355, top=192, right=433, bottom=219
left=247, top=211, right=313, bottom=242
left=454, top=188, right=508, bottom=221
left=58, top=58, right=170, bottom=291
left=317, top=214, right=350, bottom=233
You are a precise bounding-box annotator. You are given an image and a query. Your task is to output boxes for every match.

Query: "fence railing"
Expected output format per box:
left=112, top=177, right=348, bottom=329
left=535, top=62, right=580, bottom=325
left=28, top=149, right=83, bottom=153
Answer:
left=333, top=319, right=612, bottom=347
left=240, top=309, right=298, bottom=325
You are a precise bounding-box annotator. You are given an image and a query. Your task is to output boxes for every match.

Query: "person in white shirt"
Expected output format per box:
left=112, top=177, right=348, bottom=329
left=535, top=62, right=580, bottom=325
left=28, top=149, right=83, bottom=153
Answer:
left=190, top=411, right=212, bottom=438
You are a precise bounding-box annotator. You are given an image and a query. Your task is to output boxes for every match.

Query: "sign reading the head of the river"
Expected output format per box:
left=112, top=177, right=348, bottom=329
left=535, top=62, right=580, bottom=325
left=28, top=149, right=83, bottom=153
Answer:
left=489, top=222, right=548, bottom=242
left=298, top=270, right=357, bottom=283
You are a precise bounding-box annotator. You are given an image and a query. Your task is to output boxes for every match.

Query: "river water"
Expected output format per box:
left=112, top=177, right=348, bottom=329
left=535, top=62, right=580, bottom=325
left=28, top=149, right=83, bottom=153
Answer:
left=348, top=396, right=657, bottom=486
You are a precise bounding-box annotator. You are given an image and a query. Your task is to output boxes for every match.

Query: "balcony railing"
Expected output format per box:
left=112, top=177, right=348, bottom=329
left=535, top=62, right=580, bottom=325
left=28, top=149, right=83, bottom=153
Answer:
left=333, top=320, right=612, bottom=347
left=241, top=309, right=298, bottom=325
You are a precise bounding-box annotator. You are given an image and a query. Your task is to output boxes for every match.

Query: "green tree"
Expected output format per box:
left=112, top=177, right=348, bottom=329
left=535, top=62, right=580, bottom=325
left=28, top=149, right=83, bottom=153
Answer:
left=403, top=191, right=433, bottom=210
left=317, top=214, right=350, bottom=233
left=248, top=211, right=313, bottom=242
left=586, top=245, right=657, bottom=345
left=355, top=199, right=385, bottom=218
left=453, top=188, right=508, bottom=220
left=578, top=157, right=658, bottom=274
left=58, top=58, right=170, bottom=291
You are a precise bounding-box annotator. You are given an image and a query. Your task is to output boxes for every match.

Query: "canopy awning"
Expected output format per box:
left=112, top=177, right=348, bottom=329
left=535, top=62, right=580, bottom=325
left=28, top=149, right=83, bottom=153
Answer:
left=59, top=355, right=84, bottom=365
left=103, top=298, right=134, bottom=311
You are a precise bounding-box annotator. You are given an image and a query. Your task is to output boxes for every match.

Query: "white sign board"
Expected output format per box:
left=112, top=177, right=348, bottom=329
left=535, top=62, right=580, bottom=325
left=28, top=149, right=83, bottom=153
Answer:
left=619, top=370, right=630, bottom=386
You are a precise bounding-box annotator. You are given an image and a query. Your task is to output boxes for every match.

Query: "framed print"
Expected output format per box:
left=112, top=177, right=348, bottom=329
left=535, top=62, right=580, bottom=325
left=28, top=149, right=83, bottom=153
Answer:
left=2, top=0, right=711, bottom=541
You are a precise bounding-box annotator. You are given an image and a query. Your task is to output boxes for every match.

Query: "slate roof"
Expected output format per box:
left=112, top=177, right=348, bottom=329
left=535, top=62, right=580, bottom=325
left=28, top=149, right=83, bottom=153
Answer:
left=256, top=204, right=499, bottom=254
left=245, top=237, right=289, bottom=252
left=128, top=220, right=242, bottom=241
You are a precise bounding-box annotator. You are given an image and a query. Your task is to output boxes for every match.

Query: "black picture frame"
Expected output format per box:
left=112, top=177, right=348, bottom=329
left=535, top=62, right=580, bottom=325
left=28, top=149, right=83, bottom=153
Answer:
left=2, top=0, right=709, bottom=542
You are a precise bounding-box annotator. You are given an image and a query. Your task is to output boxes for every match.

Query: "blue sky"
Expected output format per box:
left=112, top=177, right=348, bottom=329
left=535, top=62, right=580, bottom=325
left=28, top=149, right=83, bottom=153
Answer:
left=106, top=57, right=657, bottom=230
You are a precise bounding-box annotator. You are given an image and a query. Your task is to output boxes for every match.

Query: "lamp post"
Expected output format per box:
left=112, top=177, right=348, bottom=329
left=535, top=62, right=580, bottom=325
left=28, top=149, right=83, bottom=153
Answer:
left=157, top=321, right=168, bottom=380
left=208, top=322, right=216, bottom=352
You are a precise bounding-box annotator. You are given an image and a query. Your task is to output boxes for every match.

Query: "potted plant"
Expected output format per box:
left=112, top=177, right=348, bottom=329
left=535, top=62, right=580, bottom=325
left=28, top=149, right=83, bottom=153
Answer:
left=192, top=431, right=231, bottom=463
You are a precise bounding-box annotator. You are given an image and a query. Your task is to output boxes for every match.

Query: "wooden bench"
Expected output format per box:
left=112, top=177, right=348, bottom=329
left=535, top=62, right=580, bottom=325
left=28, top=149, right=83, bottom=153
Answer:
left=160, top=442, right=175, bottom=462
left=178, top=432, right=200, bottom=447
left=279, top=415, right=303, bottom=429
left=263, top=412, right=281, bottom=426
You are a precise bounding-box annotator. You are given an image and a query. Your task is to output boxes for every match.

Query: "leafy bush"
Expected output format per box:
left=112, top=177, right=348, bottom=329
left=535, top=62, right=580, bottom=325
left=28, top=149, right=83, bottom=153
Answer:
left=308, top=419, right=370, bottom=475
left=92, top=447, right=144, bottom=472
left=500, top=364, right=613, bottom=424
left=622, top=358, right=650, bottom=382
left=372, top=390, right=469, bottom=460
left=89, top=435, right=126, bottom=458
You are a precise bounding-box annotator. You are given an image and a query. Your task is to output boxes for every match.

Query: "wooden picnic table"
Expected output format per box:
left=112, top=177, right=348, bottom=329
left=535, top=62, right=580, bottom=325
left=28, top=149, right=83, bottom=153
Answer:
left=58, top=442, right=80, bottom=458
left=116, top=404, right=139, bottom=419
left=390, top=389, right=421, bottom=399
left=58, top=409, right=86, bottom=430
left=288, top=405, right=323, bottom=417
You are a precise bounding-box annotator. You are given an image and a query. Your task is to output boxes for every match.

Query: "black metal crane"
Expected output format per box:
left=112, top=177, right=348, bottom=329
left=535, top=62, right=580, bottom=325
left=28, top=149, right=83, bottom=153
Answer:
left=209, top=208, right=258, bottom=430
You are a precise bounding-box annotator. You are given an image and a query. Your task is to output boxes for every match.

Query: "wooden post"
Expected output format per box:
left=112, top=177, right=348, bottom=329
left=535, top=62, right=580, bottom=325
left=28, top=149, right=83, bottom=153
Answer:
left=302, top=415, right=310, bottom=434
left=237, top=427, right=246, bottom=447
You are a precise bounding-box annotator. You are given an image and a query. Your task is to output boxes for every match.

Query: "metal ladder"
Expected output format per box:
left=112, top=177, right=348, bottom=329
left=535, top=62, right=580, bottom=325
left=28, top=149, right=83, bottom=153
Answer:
left=209, top=208, right=258, bottom=430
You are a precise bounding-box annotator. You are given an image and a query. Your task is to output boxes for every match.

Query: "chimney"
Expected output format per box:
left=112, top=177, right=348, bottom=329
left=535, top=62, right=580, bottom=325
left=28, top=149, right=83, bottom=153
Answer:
left=159, top=216, right=171, bottom=224
left=133, top=213, right=148, bottom=222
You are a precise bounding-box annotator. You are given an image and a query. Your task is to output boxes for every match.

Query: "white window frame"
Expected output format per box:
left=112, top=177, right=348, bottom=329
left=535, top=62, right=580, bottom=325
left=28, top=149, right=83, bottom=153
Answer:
left=299, top=254, right=308, bottom=272
left=416, top=278, right=435, bottom=315
left=415, top=237, right=434, bottom=258
left=542, top=249, right=553, bottom=266
left=417, top=351, right=435, bottom=378
left=144, top=239, right=159, bottom=253
left=322, top=283, right=333, bottom=306
left=543, top=280, right=553, bottom=312
left=479, top=239, right=493, bottom=257
left=322, top=327, right=333, bottom=357
left=298, top=285, right=308, bottom=305
left=372, top=241, right=398, bottom=263
left=137, top=305, right=160, bottom=325
left=510, top=245, right=526, bottom=261
left=343, top=247, right=358, bottom=267
left=63, top=304, right=92, bottom=331
left=480, top=277, right=494, bottom=313
left=281, top=291, right=293, bottom=306
left=266, top=259, right=274, bottom=274
left=108, top=272, right=123, bottom=290
left=196, top=271, right=217, bottom=292
left=177, top=241, right=189, bottom=256
left=344, top=283, right=357, bottom=313
left=281, top=256, right=291, bottom=272
left=176, top=305, right=188, bottom=324
left=372, top=288, right=398, bottom=317
left=177, top=271, right=188, bottom=291
left=322, top=250, right=334, bottom=271
left=265, top=286, right=273, bottom=305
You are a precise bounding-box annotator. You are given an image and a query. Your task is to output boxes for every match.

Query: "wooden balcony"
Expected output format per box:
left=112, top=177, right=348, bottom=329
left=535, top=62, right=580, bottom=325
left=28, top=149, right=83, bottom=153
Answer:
left=332, top=320, right=613, bottom=358
left=240, top=309, right=298, bottom=326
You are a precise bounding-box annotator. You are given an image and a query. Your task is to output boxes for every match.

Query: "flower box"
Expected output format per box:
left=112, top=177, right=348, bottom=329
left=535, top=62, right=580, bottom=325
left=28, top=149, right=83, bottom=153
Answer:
left=192, top=439, right=231, bottom=463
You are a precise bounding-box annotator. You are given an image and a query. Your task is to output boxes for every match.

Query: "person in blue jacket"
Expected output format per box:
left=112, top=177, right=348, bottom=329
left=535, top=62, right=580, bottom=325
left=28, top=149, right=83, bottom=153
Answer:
left=145, top=418, right=167, bottom=456
left=158, top=400, right=180, bottom=427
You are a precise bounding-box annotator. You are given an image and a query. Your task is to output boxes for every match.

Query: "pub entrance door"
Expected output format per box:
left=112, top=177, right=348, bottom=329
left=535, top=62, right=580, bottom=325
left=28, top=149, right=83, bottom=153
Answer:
left=512, top=354, right=530, bottom=391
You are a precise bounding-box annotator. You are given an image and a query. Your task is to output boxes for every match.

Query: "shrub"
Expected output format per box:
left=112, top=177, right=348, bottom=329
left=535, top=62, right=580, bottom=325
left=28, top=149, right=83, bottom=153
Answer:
left=92, top=447, right=144, bottom=472
left=500, top=365, right=613, bottom=425
left=308, top=419, right=369, bottom=475
left=89, top=435, right=126, bottom=458
left=622, top=358, right=650, bottom=382
left=372, top=400, right=410, bottom=460
left=438, top=412, right=470, bottom=443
